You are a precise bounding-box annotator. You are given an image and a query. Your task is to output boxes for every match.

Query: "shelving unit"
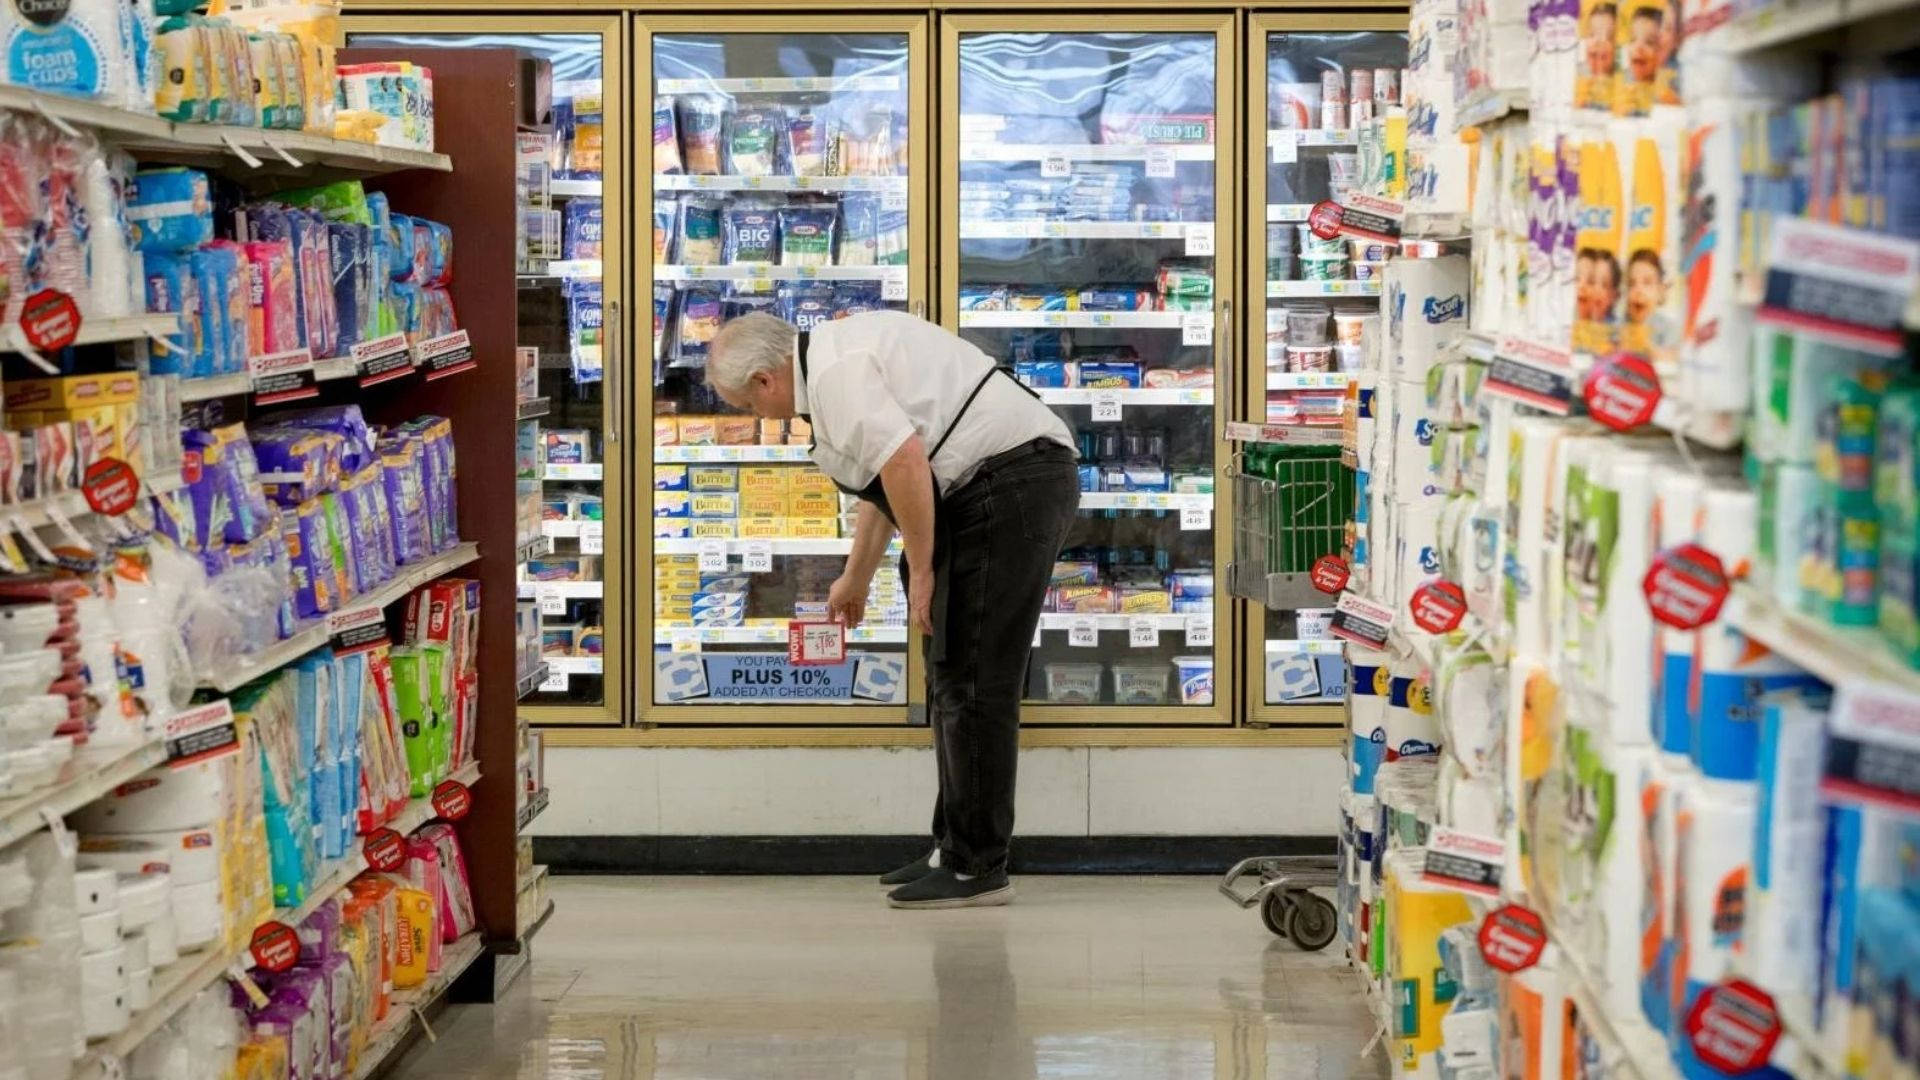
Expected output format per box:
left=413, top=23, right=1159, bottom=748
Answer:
left=653, top=173, right=907, bottom=193
left=348, top=935, right=487, bottom=1080
left=655, top=445, right=811, bottom=463
left=958, top=310, right=1197, bottom=330
left=0, top=314, right=179, bottom=356
left=958, top=220, right=1213, bottom=241
left=656, top=625, right=906, bottom=646
left=1267, top=280, right=1382, bottom=298
left=0, top=740, right=167, bottom=849
left=1034, top=387, right=1213, bottom=406
left=1730, top=586, right=1920, bottom=693
left=958, top=141, right=1216, bottom=163
left=1077, top=491, right=1213, bottom=511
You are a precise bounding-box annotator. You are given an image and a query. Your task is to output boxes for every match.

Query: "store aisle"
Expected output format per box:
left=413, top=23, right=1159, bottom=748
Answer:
left=388, top=876, right=1386, bottom=1080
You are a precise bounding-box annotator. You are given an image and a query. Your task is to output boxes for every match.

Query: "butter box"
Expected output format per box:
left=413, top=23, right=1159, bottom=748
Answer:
left=738, top=492, right=788, bottom=518
left=690, top=492, right=739, bottom=518
left=689, top=465, right=738, bottom=491
left=655, top=464, right=689, bottom=490
left=739, top=467, right=790, bottom=494
left=790, top=491, right=839, bottom=518
left=690, top=518, right=737, bottom=538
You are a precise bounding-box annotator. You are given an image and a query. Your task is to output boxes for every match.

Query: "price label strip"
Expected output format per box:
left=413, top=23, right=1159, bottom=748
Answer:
left=326, top=606, right=391, bottom=655
left=1068, top=619, right=1098, bottom=647
left=1184, top=223, right=1215, bottom=258
left=1756, top=217, right=1920, bottom=356
left=1184, top=616, right=1212, bottom=647
left=1179, top=505, right=1210, bottom=531
left=536, top=585, right=568, bottom=617
left=1145, top=146, right=1177, bottom=177
left=1481, top=336, right=1579, bottom=415
left=579, top=521, right=604, bottom=555
left=1181, top=313, right=1213, bottom=347
left=1329, top=592, right=1394, bottom=649
left=1420, top=826, right=1505, bottom=897
left=353, top=332, right=415, bottom=387
left=1128, top=618, right=1159, bottom=648
left=414, top=329, right=476, bottom=381
left=697, top=540, right=729, bottom=573
left=164, top=700, right=240, bottom=768
left=742, top=539, right=773, bottom=573
left=1091, top=391, right=1123, bottom=423
left=1820, top=682, right=1920, bottom=815
left=249, top=347, right=319, bottom=406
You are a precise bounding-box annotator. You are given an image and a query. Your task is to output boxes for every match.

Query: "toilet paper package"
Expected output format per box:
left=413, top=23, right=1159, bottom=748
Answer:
left=1651, top=466, right=1706, bottom=757
left=1595, top=740, right=1655, bottom=1020
left=82, top=828, right=218, bottom=885
left=1350, top=645, right=1391, bottom=794
left=1386, top=255, right=1470, bottom=384
left=1385, top=850, right=1476, bottom=1076
left=1498, top=959, right=1570, bottom=1080
left=1670, top=779, right=1756, bottom=1071
left=1386, top=655, right=1442, bottom=762
left=1504, top=419, right=1571, bottom=658
left=1437, top=644, right=1502, bottom=778
left=1748, top=689, right=1829, bottom=1023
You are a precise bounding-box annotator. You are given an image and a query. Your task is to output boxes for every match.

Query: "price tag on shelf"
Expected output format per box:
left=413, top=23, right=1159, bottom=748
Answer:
left=1128, top=618, right=1159, bottom=648
left=1091, top=391, right=1123, bottom=423
left=1184, top=224, right=1215, bottom=258
left=1181, top=313, right=1213, bottom=347
left=1145, top=147, right=1176, bottom=178
left=1032, top=623, right=1044, bottom=648
left=882, top=274, right=908, bottom=302
left=536, top=586, right=567, bottom=617
left=1184, top=616, right=1212, bottom=648
left=742, top=540, right=774, bottom=573
left=537, top=668, right=568, bottom=693
left=697, top=540, right=729, bottom=573
left=579, top=521, right=604, bottom=555
left=1271, top=131, right=1299, bottom=164
left=881, top=188, right=908, bottom=212
left=670, top=628, right=702, bottom=653
left=1179, top=505, right=1210, bottom=531
left=1040, top=152, right=1071, bottom=178
left=1068, top=619, right=1099, bottom=648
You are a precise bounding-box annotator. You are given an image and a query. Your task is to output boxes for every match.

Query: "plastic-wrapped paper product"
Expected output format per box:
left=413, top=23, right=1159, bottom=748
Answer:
left=777, top=205, right=837, bottom=267
left=127, top=167, right=212, bottom=252
left=144, top=252, right=202, bottom=372
left=284, top=498, right=338, bottom=617
left=568, top=278, right=603, bottom=383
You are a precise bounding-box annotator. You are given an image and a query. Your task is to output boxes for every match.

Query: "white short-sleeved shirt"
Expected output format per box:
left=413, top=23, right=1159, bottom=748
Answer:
left=796, top=311, right=1074, bottom=495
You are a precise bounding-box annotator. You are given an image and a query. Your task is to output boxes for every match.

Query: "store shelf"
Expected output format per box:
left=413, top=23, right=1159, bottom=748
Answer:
left=514, top=535, right=549, bottom=564
left=652, top=173, right=907, bottom=193
left=1267, top=372, right=1351, bottom=391
left=202, top=543, right=481, bottom=694
left=1729, top=585, right=1920, bottom=693
left=0, top=738, right=166, bottom=850
left=0, top=86, right=452, bottom=176
left=1535, top=906, right=1680, bottom=1080
left=655, top=444, right=812, bottom=463
left=1037, top=613, right=1198, bottom=631
left=519, top=580, right=604, bottom=601
left=1267, top=279, right=1382, bottom=298
left=520, top=259, right=602, bottom=281
left=542, top=463, right=603, bottom=481
left=1723, top=0, right=1917, bottom=52
left=655, top=537, right=852, bottom=556
left=1453, top=87, right=1529, bottom=131
left=1223, top=421, right=1348, bottom=446
left=540, top=519, right=603, bottom=540
left=349, top=934, right=487, bottom=1080
left=0, top=313, right=180, bottom=357
left=542, top=655, right=604, bottom=676
left=517, top=788, right=551, bottom=832
left=1267, top=203, right=1316, bottom=222
left=959, top=141, right=1215, bottom=164
left=2, top=467, right=185, bottom=538
left=516, top=397, right=551, bottom=421
left=176, top=372, right=251, bottom=402
left=654, top=264, right=906, bottom=284
left=959, top=310, right=1194, bottom=330
left=655, top=74, right=901, bottom=95
left=1649, top=398, right=1744, bottom=450
left=1034, top=387, right=1213, bottom=406
left=959, top=220, right=1210, bottom=241
left=1268, top=128, right=1360, bottom=148
left=548, top=178, right=602, bottom=198
left=1078, top=491, right=1213, bottom=511
left=516, top=663, right=550, bottom=701
left=656, top=624, right=908, bottom=646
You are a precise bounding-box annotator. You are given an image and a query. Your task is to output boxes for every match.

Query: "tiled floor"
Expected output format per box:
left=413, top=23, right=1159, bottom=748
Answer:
left=389, top=876, right=1387, bottom=1080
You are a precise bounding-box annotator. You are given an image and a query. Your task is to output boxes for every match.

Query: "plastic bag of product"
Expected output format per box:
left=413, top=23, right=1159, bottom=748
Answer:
left=675, top=290, right=722, bottom=365
left=727, top=109, right=782, bottom=177
left=277, top=179, right=373, bottom=227
left=775, top=282, right=834, bottom=332
left=242, top=240, right=300, bottom=355
left=653, top=95, right=682, bottom=174
left=777, top=205, right=837, bottom=268
left=677, top=97, right=725, bottom=175
left=721, top=207, right=776, bottom=266
left=567, top=279, right=603, bottom=384
left=784, top=107, right=824, bottom=177
left=677, top=200, right=722, bottom=266
left=563, top=198, right=603, bottom=261
left=652, top=199, right=675, bottom=262
left=127, top=167, right=213, bottom=252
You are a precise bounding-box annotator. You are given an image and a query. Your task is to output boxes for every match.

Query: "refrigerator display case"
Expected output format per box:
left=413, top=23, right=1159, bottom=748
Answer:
left=344, top=17, right=628, bottom=725
left=1245, top=17, right=1405, bottom=724
left=642, top=17, right=929, bottom=722
left=942, top=16, right=1236, bottom=723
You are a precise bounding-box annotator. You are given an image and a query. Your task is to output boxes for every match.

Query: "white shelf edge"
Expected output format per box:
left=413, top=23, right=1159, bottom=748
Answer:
left=1728, top=585, right=1920, bottom=693
left=519, top=580, right=605, bottom=600
left=1036, top=612, right=1202, bottom=630
left=0, top=739, right=166, bottom=849
left=654, top=445, right=812, bottom=463
left=1077, top=491, right=1214, bottom=510
left=958, top=220, right=1212, bottom=240
left=957, top=311, right=1194, bottom=329
left=653, top=264, right=906, bottom=282
left=654, top=625, right=908, bottom=645
left=651, top=173, right=907, bottom=192
left=959, top=142, right=1216, bottom=163
left=1034, top=387, right=1213, bottom=405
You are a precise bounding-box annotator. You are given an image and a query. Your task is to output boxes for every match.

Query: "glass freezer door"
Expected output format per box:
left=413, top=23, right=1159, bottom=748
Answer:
left=945, top=17, right=1236, bottom=723
left=643, top=18, right=927, bottom=721
left=343, top=17, right=627, bottom=726
left=1248, top=18, right=1405, bottom=724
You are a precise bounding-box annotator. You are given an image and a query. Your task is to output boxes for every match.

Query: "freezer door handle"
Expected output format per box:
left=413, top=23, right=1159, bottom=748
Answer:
left=910, top=298, right=925, bottom=322
left=606, top=297, right=621, bottom=444
left=1219, top=299, right=1233, bottom=426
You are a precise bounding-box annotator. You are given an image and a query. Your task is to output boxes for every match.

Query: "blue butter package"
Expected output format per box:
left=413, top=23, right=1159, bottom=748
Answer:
left=1015, top=361, right=1071, bottom=388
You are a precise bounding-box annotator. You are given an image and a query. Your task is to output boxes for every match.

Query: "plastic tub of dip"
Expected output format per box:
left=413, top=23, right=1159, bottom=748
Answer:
left=1173, top=656, right=1215, bottom=705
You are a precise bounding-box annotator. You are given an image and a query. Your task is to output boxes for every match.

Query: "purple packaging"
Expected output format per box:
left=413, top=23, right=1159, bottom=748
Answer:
left=341, top=466, right=394, bottom=587
left=215, top=424, right=275, bottom=543
left=268, top=406, right=376, bottom=473
left=318, top=493, right=359, bottom=601
left=398, top=417, right=458, bottom=552
left=304, top=951, right=354, bottom=1074
left=287, top=498, right=339, bottom=617
left=378, top=437, right=430, bottom=565
left=256, top=997, right=325, bottom=1080
left=181, top=429, right=235, bottom=550
left=199, top=543, right=233, bottom=579
left=149, top=488, right=197, bottom=551
left=250, top=429, right=341, bottom=506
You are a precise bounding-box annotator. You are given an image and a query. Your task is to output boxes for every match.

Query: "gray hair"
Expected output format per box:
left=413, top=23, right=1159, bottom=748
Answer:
left=706, top=312, right=796, bottom=395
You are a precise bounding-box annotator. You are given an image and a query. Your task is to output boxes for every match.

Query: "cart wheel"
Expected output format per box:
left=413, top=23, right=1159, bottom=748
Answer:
left=1286, top=893, right=1338, bottom=951
left=1259, top=891, right=1291, bottom=937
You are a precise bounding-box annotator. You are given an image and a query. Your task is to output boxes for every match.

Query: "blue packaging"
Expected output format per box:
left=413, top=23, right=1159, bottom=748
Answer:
left=1690, top=651, right=1826, bottom=781
left=424, top=219, right=452, bottom=284
left=387, top=213, right=417, bottom=281
left=1349, top=654, right=1388, bottom=794
left=143, top=252, right=199, bottom=373
left=564, top=197, right=605, bottom=261
left=1076, top=465, right=1100, bottom=491
left=126, top=168, right=213, bottom=251
left=1006, top=330, right=1070, bottom=364
left=1075, top=286, right=1154, bottom=311
left=187, top=249, right=226, bottom=379
left=1014, top=360, right=1071, bottom=388
left=1874, top=75, right=1920, bottom=240
left=1076, top=361, right=1143, bottom=388
left=328, top=224, right=369, bottom=350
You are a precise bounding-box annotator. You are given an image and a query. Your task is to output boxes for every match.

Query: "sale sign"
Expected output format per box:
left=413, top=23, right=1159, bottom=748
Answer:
left=1477, top=904, right=1548, bottom=972
left=1643, top=543, right=1731, bottom=630
left=431, top=779, right=473, bottom=822
left=1409, top=580, right=1468, bottom=634
left=1310, top=554, right=1351, bottom=595
left=1684, top=980, right=1782, bottom=1075
left=363, top=827, right=406, bottom=872
left=81, top=458, right=139, bottom=516
left=249, top=920, right=299, bottom=973
left=18, top=289, right=80, bottom=352
left=1583, top=353, right=1662, bottom=431
left=787, top=620, right=846, bottom=666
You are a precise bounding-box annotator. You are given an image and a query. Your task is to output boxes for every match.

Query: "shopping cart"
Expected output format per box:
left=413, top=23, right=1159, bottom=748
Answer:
left=1225, top=445, right=1352, bottom=610
left=1217, top=855, right=1340, bottom=949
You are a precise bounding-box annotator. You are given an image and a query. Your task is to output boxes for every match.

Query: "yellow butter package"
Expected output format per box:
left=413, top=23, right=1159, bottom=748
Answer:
left=1383, top=858, right=1475, bottom=1073
left=785, top=517, right=839, bottom=538
left=691, top=518, right=737, bottom=539
left=1572, top=135, right=1623, bottom=358
left=738, top=492, right=788, bottom=518
left=739, top=466, right=790, bottom=494
left=736, top=517, right=790, bottom=538
left=789, top=491, right=839, bottom=519
left=790, top=467, right=837, bottom=494
left=689, top=465, right=738, bottom=491
left=690, top=492, right=739, bottom=518
left=391, top=887, right=436, bottom=990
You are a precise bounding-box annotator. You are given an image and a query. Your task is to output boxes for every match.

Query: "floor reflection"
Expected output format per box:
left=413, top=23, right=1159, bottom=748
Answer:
left=386, top=876, right=1387, bottom=1080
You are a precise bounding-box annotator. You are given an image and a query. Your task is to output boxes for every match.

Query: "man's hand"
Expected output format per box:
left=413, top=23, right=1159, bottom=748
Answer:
left=827, top=574, right=868, bottom=628
left=909, top=564, right=934, bottom=636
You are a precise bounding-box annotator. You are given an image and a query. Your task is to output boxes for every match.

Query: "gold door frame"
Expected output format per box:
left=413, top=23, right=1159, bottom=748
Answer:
left=940, top=13, right=1239, bottom=726
left=634, top=14, right=930, bottom=725
left=1241, top=11, right=1404, bottom=728
left=344, top=12, right=631, bottom=728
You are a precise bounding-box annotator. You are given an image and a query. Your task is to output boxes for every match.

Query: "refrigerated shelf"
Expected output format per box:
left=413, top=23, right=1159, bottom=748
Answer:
left=654, top=264, right=907, bottom=284
left=959, top=220, right=1214, bottom=241
left=543, top=463, right=604, bottom=481
left=1267, top=280, right=1381, bottom=298
left=654, top=75, right=902, bottom=94
left=1034, top=388, right=1212, bottom=406
left=959, top=310, right=1196, bottom=330
left=519, top=580, right=604, bottom=601
left=1077, top=492, right=1213, bottom=511
left=655, top=445, right=813, bottom=463
left=654, top=174, right=908, bottom=193
left=657, top=625, right=908, bottom=646
left=959, top=141, right=1216, bottom=164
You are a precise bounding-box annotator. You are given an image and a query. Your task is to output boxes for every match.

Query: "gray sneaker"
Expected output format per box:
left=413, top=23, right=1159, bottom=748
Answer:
left=878, top=851, right=936, bottom=886
left=886, top=867, right=1013, bottom=909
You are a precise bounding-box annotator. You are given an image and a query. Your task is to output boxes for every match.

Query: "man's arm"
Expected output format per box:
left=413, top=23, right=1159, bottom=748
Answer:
left=827, top=500, right=894, bottom=627
left=877, top=434, right=937, bottom=634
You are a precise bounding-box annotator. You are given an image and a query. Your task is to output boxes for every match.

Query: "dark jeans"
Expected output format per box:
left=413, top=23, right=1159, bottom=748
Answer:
left=919, top=439, right=1079, bottom=877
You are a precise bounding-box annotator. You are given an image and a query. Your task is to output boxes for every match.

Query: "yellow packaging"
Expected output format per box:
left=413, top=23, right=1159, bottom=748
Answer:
left=1573, top=135, right=1623, bottom=357
left=691, top=519, right=737, bottom=539
left=654, top=417, right=680, bottom=445
left=689, top=465, right=738, bottom=491
left=739, top=466, right=791, bottom=494
left=759, top=419, right=786, bottom=444
left=1383, top=858, right=1475, bottom=1073
left=657, top=555, right=698, bottom=569
left=1619, top=119, right=1682, bottom=374
left=391, top=887, right=435, bottom=990
left=690, top=492, right=739, bottom=518
left=789, top=491, right=839, bottom=518
left=738, top=492, right=789, bottom=518
left=654, top=491, right=691, bottom=516
left=785, top=517, right=839, bottom=538
left=716, top=416, right=758, bottom=445
left=4, top=372, right=140, bottom=411
left=1613, top=0, right=1676, bottom=117
left=789, top=468, right=838, bottom=494
left=787, top=417, right=812, bottom=445
left=1119, top=590, right=1173, bottom=614
left=654, top=464, right=688, bottom=490
left=679, top=417, right=718, bottom=445
left=736, top=517, right=789, bottom=538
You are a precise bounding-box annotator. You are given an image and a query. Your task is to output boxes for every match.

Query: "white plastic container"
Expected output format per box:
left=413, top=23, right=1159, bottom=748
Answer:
left=79, top=944, right=127, bottom=994
left=126, top=964, right=153, bottom=1010
left=81, top=986, right=131, bottom=1040
left=78, top=908, right=120, bottom=953
left=1043, top=662, right=1103, bottom=704
left=73, top=868, right=119, bottom=915
left=1173, top=655, right=1214, bottom=705
left=1111, top=661, right=1171, bottom=705
left=115, top=870, right=171, bottom=930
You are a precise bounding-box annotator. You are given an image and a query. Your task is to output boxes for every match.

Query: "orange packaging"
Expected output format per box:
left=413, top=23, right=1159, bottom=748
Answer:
left=715, top=416, right=758, bottom=445
left=653, top=417, right=679, bottom=445
left=392, top=886, right=436, bottom=989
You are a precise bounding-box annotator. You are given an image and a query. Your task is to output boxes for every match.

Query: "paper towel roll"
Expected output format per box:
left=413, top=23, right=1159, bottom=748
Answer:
left=1678, top=102, right=1749, bottom=412
left=1386, top=850, right=1476, bottom=1076
left=1350, top=646, right=1391, bottom=795
left=1749, top=691, right=1828, bottom=1021
left=1572, top=447, right=1661, bottom=745
left=1387, top=256, right=1470, bottom=386
left=1671, top=778, right=1757, bottom=1064
left=1597, top=741, right=1655, bottom=1022
left=169, top=879, right=221, bottom=949
left=68, top=763, right=225, bottom=833
left=1386, top=656, right=1441, bottom=762
left=75, top=838, right=171, bottom=878
left=1652, top=466, right=1707, bottom=756
left=1507, top=655, right=1559, bottom=899
left=1506, top=419, right=1573, bottom=657
left=1500, top=959, right=1570, bottom=1080
left=1638, top=751, right=1691, bottom=1037
left=83, top=829, right=218, bottom=885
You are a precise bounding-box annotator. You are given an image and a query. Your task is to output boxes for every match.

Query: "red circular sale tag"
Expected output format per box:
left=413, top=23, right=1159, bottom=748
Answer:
left=180, top=449, right=203, bottom=485
left=1307, top=200, right=1345, bottom=240
left=431, top=779, right=472, bottom=822
left=1684, top=979, right=1782, bottom=1075
left=1477, top=904, right=1548, bottom=973
left=249, top=920, right=299, bottom=973
left=81, top=458, right=139, bottom=517
left=363, top=827, right=406, bottom=872
left=1583, top=353, right=1663, bottom=431
left=1642, top=543, right=1730, bottom=630
left=1409, top=580, right=1468, bottom=634
left=18, top=289, right=80, bottom=352
left=1310, top=554, right=1351, bottom=595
